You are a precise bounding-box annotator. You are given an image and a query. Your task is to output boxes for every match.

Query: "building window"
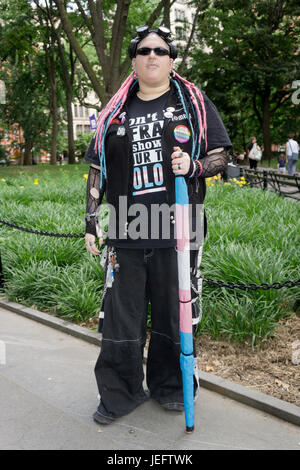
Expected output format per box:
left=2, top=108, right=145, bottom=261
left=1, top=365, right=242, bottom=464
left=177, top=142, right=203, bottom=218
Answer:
left=175, top=8, right=185, bottom=21
left=175, top=26, right=186, bottom=40
left=76, top=124, right=83, bottom=135
left=74, top=105, right=78, bottom=118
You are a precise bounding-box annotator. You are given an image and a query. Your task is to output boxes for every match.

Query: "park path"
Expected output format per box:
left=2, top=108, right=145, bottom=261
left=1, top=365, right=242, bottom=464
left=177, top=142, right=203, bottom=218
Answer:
left=0, top=306, right=299, bottom=451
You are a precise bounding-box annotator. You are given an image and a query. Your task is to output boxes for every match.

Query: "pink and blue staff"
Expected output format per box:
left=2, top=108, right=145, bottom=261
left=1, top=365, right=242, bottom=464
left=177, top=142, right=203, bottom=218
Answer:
left=175, top=174, right=194, bottom=433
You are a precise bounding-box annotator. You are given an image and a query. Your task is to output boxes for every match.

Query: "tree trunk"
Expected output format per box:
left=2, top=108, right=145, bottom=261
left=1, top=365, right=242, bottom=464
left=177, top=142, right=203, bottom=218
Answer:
left=66, top=84, right=75, bottom=164
left=54, top=0, right=166, bottom=102
left=47, top=50, right=58, bottom=165
left=261, top=92, right=272, bottom=163
left=50, top=83, right=58, bottom=165
left=240, top=117, right=246, bottom=153
left=163, top=0, right=171, bottom=28
left=51, top=20, right=76, bottom=164
left=54, top=0, right=106, bottom=101
left=23, top=139, right=32, bottom=166
left=109, top=0, right=131, bottom=97
left=178, top=4, right=200, bottom=75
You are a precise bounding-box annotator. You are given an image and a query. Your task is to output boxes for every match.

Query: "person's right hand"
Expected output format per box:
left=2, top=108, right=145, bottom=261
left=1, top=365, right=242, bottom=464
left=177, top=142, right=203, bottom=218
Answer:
left=85, top=233, right=102, bottom=255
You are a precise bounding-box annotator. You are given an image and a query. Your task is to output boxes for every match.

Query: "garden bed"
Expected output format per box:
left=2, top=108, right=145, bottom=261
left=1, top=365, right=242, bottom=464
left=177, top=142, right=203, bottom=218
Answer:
left=0, top=165, right=299, bottom=392
left=196, top=313, right=300, bottom=406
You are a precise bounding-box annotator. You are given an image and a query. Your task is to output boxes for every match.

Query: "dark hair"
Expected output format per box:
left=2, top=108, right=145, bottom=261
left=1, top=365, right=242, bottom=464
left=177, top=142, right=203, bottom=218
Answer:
left=288, top=133, right=294, bottom=139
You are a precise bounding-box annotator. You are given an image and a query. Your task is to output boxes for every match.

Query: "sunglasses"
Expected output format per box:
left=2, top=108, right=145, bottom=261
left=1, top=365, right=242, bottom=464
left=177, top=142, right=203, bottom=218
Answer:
left=136, top=47, right=170, bottom=56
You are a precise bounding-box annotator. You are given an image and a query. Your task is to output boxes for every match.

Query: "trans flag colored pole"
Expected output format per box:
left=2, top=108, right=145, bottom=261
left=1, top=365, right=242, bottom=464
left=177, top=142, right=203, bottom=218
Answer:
left=175, top=174, right=194, bottom=434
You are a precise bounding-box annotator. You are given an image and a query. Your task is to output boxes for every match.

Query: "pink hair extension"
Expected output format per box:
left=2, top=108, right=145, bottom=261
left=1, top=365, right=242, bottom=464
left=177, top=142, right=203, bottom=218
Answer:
left=174, top=72, right=207, bottom=151
left=94, top=73, right=136, bottom=153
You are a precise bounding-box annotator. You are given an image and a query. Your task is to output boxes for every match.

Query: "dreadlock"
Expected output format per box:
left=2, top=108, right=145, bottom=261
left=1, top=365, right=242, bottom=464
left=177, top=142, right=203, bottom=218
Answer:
left=93, top=72, right=138, bottom=187
left=172, top=71, right=207, bottom=158
left=94, top=71, right=207, bottom=187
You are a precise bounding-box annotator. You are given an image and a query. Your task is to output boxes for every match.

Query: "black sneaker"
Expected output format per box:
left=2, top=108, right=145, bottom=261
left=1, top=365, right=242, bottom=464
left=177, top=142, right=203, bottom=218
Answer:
left=93, top=410, right=115, bottom=425
left=160, top=402, right=185, bottom=412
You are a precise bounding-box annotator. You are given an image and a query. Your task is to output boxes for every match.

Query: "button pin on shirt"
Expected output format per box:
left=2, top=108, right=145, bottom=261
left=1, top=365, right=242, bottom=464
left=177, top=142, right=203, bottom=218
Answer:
left=117, top=126, right=126, bottom=137
left=164, top=111, right=173, bottom=119
left=119, top=112, right=126, bottom=124
left=164, top=107, right=175, bottom=119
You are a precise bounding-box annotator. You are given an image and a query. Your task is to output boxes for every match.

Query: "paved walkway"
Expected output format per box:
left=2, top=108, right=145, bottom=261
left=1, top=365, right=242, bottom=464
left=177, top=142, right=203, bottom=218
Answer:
left=0, top=307, right=299, bottom=450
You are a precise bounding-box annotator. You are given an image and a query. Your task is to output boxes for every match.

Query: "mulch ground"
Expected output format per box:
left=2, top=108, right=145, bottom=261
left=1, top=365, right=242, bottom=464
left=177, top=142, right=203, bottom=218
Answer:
left=81, top=313, right=300, bottom=407
left=195, top=314, right=300, bottom=406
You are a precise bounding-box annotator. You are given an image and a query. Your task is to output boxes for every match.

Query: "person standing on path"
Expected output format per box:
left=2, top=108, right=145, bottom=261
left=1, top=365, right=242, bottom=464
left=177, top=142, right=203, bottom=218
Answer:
left=248, top=136, right=261, bottom=170
left=286, top=134, right=299, bottom=175
left=278, top=153, right=286, bottom=173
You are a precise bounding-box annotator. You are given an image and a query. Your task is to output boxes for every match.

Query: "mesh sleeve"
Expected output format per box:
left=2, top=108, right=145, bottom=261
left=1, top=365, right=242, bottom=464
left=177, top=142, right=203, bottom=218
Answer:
left=199, top=149, right=229, bottom=178
left=85, top=166, right=105, bottom=236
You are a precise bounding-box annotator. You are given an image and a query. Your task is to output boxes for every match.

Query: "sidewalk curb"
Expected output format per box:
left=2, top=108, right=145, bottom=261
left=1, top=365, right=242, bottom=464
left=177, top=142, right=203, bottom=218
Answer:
left=0, top=298, right=101, bottom=347
left=1, top=298, right=299, bottom=427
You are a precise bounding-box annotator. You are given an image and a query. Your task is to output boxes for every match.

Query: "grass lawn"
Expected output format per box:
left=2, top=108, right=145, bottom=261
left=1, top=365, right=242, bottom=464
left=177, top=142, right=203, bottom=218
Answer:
left=0, top=163, right=299, bottom=345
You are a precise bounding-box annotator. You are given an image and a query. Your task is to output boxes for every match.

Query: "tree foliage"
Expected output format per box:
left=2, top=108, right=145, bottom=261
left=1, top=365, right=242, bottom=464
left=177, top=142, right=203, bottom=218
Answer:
left=0, top=0, right=50, bottom=164
left=187, top=0, right=300, bottom=157
left=0, top=0, right=69, bottom=164
left=53, top=0, right=173, bottom=103
left=1, top=0, right=299, bottom=165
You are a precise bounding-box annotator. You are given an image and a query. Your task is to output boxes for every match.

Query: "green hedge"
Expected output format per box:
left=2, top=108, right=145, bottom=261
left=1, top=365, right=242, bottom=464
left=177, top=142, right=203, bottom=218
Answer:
left=0, top=165, right=299, bottom=345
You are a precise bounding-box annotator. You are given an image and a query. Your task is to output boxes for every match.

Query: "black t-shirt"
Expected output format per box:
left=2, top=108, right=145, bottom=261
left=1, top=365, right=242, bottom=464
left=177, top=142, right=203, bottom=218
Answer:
left=85, top=86, right=232, bottom=248
left=130, top=92, right=168, bottom=202
left=116, top=91, right=175, bottom=248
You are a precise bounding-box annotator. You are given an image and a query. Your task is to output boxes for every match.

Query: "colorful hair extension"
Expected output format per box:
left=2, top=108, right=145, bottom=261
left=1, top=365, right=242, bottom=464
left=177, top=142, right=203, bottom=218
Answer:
left=170, top=78, right=197, bottom=159
left=94, top=71, right=207, bottom=187
left=94, top=73, right=138, bottom=186
left=173, top=71, right=207, bottom=158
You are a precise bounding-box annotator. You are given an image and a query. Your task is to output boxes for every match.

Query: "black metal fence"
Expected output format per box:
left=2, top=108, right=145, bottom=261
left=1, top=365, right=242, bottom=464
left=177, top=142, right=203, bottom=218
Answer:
left=1, top=163, right=299, bottom=291
left=239, top=168, right=300, bottom=200
left=0, top=218, right=299, bottom=292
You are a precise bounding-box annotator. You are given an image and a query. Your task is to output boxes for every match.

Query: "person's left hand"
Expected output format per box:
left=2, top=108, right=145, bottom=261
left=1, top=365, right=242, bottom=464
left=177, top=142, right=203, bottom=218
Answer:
left=171, top=146, right=191, bottom=175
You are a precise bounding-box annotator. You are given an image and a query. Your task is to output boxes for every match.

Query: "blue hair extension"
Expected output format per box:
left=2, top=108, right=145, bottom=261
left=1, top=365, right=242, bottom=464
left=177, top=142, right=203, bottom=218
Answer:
left=97, top=79, right=138, bottom=188
left=181, top=84, right=201, bottom=159
left=171, top=78, right=197, bottom=159
left=97, top=100, right=123, bottom=187
left=129, top=79, right=138, bottom=92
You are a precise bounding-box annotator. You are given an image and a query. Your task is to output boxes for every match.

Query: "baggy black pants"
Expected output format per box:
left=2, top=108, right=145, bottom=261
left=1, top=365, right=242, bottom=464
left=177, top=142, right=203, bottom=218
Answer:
left=94, top=246, right=199, bottom=419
